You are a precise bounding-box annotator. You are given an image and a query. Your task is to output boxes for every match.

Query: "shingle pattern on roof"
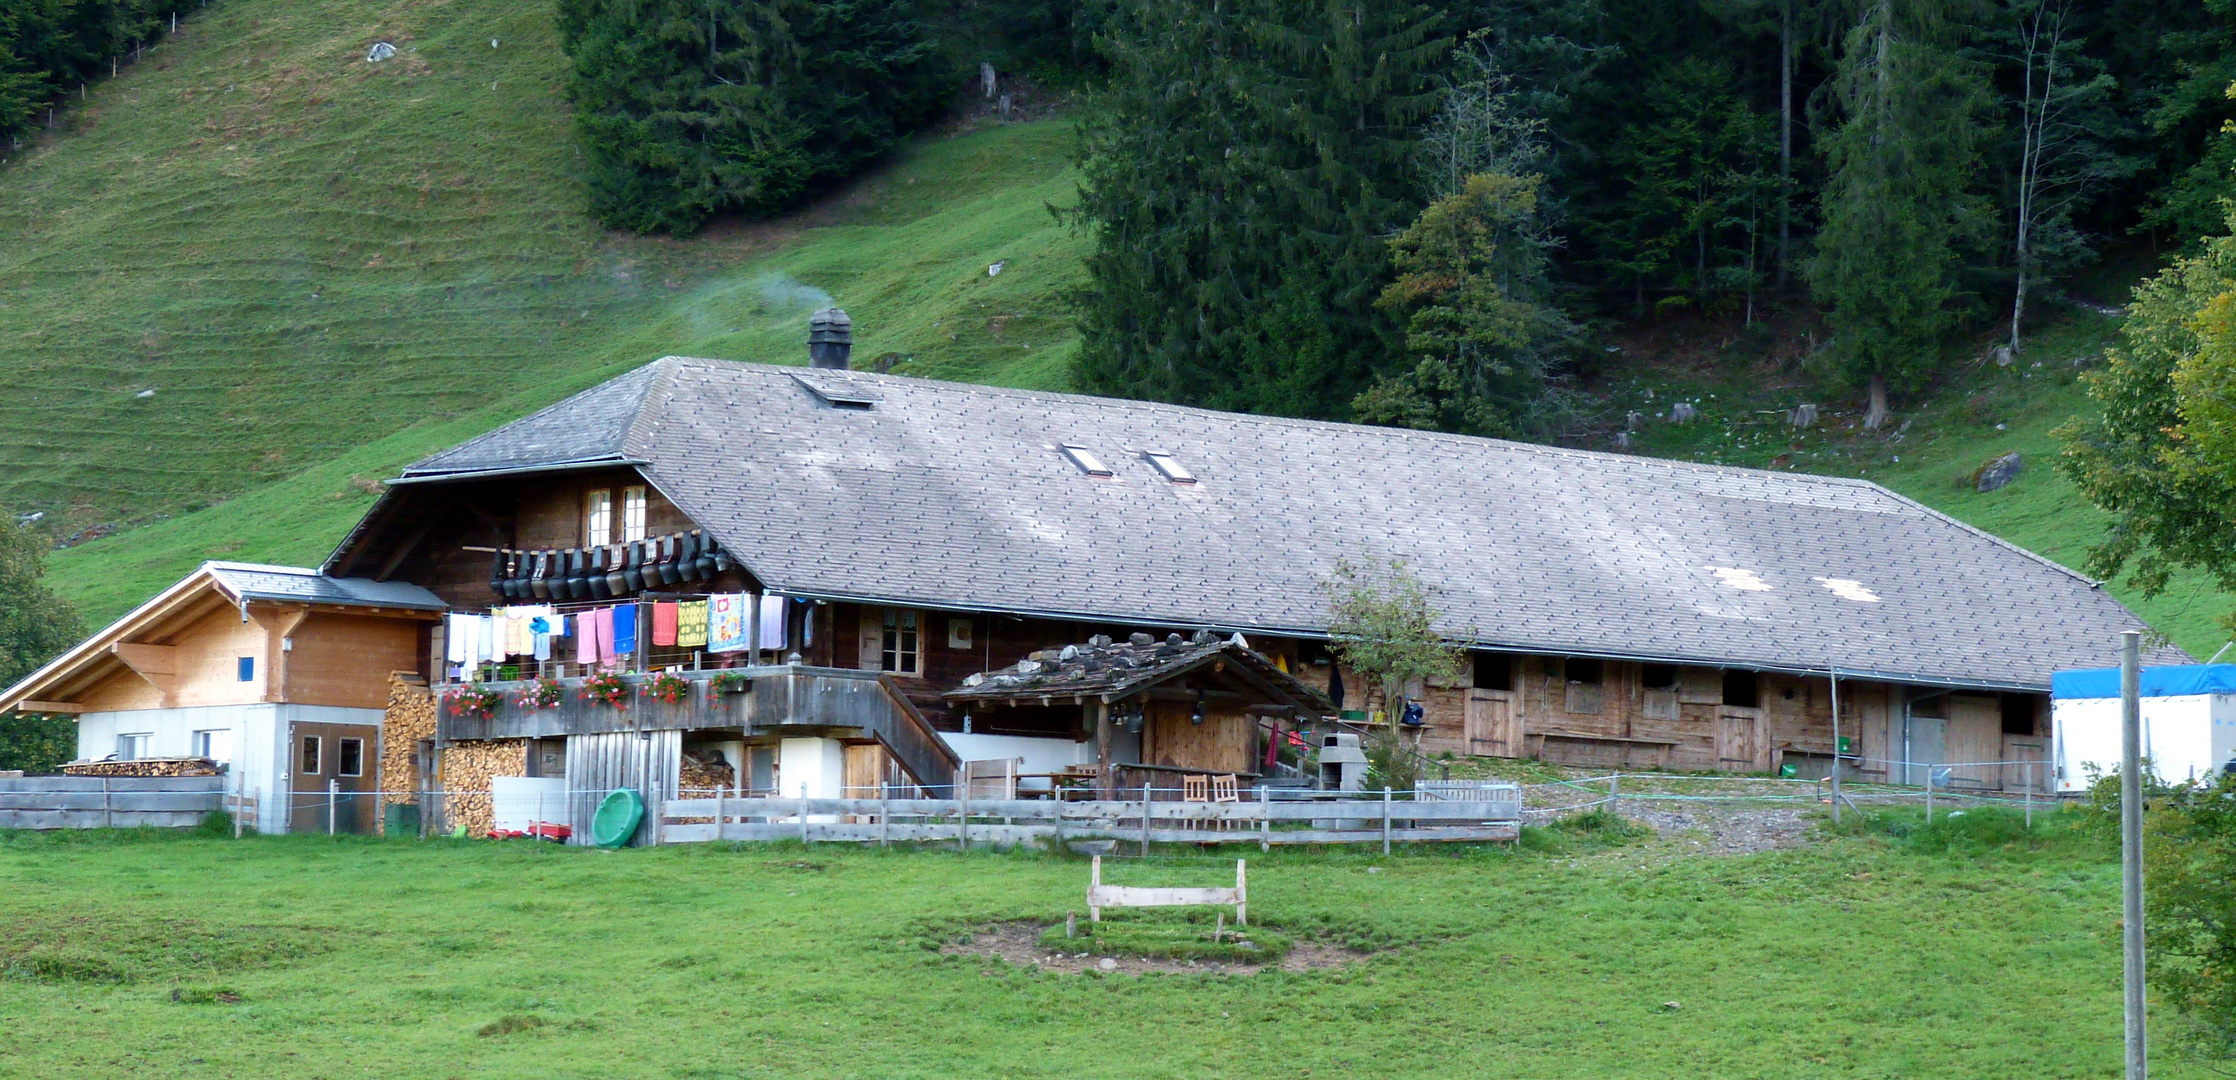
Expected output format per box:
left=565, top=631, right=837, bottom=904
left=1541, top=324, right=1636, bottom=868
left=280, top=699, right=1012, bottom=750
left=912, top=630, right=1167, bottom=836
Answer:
left=392, top=357, right=2180, bottom=689
left=206, top=563, right=448, bottom=611
left=404, top=364, right=663, bottom=477
left=946, top=632, right=1335, bottom=712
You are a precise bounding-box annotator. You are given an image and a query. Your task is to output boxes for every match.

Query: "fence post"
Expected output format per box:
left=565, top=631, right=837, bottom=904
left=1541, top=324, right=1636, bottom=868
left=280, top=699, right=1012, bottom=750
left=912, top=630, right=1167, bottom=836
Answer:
left=536, top=790, right=545, bottom=841
left=1924, top=781, right=1933, bottom=825
left=1260, top=786, right=1270, bottom=853
left=959, top=778, right=970, bottom=850
left=101, top=776, right=111, bottom=829
left=1140, top=782, right=1151, bottom=856
left=2024, top=779, right=2033, bottom=830
left=714, top=786, right=723, bottom=843
left=879, top=782, right=889, bottom=848
left=1608, top=773, right=1620, bottom=814
left=233, top=770, right=244, bottom=839
left=1382, top=786, right=1392, bottom=855
left=328, top=778, right=338, bottom=836
left=799, top=783, right=810, bottom=846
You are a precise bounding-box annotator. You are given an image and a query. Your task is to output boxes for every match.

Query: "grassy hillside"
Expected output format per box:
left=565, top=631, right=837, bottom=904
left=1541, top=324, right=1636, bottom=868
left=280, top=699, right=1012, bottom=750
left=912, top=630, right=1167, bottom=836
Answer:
left=0, top=812, right=2212, bottom=1079
left=1611, top=311, right=2230, bottom=660
left=0, top=0, right=1081, bottom=542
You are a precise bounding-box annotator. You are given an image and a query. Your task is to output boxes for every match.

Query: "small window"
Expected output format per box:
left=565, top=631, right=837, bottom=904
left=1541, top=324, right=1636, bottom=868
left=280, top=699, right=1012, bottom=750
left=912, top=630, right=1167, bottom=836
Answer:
left=1564, top=658, right=1602, bottom=685
left=299, top=735, right=322, bottom=776
left=1143, top=452, right=1196, bottom=484
left=1472, top=652, right=1513, bottom=692
left=337, top=737, right=364, bottom=778
left=881, top=610, right=921, bottom=675
left=237, top=656, right=256, bottom=683
left=621, top=486, right=648, bottom=543
left=1640, top=664, right=1679, bottom=690
left=192, top=729, right=233, bottom=763
left=116, top=733, right=151, bottom=761
left=2001, top=693, right=2037, bottom=736
left=584, top=489, right=613, bottom=547
left=1723, top=669, right=1760, bottom=709
left=1061, top=445, right=1114, bottom=477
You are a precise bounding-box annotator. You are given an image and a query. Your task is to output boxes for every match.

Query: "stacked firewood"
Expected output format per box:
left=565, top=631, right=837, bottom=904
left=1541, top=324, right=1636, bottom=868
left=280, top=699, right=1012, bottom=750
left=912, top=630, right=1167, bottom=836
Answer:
left=62, top=758, right=219, bottom=777
left=678, top=747, right=736, bottom=793
left=381, top=672, right=434, bottom=806
left=437, top=739, right=526, bottom=836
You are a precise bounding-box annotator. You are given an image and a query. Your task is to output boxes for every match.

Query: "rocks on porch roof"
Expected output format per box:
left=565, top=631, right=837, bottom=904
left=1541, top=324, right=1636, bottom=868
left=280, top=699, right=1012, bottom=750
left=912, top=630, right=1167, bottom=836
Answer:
left=944, top=630, right=1335, bottom=715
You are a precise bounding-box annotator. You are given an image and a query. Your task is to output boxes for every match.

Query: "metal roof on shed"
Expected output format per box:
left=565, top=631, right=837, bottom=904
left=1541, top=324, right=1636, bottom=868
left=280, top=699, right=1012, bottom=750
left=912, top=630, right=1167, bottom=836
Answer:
left=364, top=356, right=2180, bottom=690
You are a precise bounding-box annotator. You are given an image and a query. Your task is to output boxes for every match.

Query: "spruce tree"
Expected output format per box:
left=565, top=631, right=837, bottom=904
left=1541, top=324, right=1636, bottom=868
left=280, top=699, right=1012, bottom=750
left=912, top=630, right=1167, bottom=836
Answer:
left=556, top=0, right=953, bottom=234
left=1071, top=0, right=1445, bottom=418
left=1807, top=0, right=1988, bottom=429
left=0, top=522, right=81, bottom=774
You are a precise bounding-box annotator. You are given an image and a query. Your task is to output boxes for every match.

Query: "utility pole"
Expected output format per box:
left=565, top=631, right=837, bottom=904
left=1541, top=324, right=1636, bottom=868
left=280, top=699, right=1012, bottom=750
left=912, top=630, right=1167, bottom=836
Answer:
left=1829, top=660, right=1842, bottom=825
left=2121, top=629, right=2147, bottom=1080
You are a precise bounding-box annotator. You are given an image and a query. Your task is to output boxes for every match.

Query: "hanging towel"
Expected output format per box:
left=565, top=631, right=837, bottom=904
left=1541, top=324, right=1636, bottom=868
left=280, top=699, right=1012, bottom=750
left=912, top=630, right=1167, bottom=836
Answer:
left=447, top=614, right=473, bottom=664
left=594, top=606, right=617, bottom=663
left=759, top=593, right=788, bottom=651
left=532, top=626, right=553, bottom=662
left=677, top=600, right=709, bottom=649
left=575, top=612, right=598, bottom=666
left=613, top=604, right=639, bottom=657
left=509, top=612, right=533, bottom=658
left=477, top=615, right=496, bottom=666
left=652, top=602, right=680, bottom=648
left=709, top=594, right=749, bottom=653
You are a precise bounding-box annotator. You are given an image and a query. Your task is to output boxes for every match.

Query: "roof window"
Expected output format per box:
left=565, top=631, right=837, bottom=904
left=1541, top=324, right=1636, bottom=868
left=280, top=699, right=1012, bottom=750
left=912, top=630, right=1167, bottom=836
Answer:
left=1812, top=576, right=1882, bottom=603
left=1705, top=566, right=1772, bottom=592
left=1061, top=445, right=1114, bottom=477
left=1143, top=451, right=1197, bottom=484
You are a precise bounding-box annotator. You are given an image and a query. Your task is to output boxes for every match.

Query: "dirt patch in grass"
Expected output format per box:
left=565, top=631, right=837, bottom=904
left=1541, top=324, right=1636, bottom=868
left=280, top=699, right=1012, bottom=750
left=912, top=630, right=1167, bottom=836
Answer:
left=944, top=921, right=1381, bottom=976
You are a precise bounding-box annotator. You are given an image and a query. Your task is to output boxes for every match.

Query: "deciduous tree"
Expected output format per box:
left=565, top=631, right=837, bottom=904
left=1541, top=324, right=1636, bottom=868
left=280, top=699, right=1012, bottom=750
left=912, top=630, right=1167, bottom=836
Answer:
left=0, top=522, right=81, bottom=774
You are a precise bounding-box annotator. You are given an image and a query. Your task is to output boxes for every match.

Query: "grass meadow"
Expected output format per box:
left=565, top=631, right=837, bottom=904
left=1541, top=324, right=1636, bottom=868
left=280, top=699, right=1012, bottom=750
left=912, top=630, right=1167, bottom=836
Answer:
left=0, top=808, right=2208, bottom=1079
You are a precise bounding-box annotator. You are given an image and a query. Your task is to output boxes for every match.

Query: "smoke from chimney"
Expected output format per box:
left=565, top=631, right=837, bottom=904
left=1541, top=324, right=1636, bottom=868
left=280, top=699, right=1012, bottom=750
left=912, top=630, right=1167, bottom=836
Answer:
left=808, top=307, right=853, bottom=369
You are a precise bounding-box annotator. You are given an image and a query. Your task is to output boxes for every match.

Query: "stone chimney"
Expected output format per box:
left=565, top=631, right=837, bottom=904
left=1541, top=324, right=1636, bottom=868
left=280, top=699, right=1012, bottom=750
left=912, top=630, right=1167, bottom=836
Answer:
left=808, top=307, right=852, bottom=369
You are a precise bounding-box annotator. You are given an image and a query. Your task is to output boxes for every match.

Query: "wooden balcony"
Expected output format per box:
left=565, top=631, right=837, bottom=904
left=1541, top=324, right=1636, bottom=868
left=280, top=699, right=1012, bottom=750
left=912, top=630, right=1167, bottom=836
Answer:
left=436, top=665, right=957, bottom=789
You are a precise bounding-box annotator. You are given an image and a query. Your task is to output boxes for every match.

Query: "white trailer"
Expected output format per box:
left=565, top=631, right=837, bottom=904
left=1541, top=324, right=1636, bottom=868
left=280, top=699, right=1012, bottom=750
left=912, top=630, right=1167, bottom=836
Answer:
left=2051, top=664, right=2236, bottom=794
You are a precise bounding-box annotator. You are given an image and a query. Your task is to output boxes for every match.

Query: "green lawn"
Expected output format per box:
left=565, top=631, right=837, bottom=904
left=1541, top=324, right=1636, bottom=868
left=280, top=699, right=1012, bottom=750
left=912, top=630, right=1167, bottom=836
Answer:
left=0, top=811, right=2206, bottom=1078
left=0, top=0, right=1082, bottom=551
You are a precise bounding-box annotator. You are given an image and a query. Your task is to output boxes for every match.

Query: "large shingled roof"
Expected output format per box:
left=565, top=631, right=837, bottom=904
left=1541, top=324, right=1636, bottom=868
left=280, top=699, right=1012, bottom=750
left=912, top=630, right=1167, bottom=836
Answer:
left=371, top=357, right=2177, bottom=690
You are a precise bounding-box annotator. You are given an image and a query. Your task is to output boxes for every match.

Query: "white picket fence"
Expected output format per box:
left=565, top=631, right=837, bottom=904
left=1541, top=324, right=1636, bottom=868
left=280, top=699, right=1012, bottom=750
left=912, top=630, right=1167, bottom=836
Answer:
left=657, top=787, right=1521, bottom=848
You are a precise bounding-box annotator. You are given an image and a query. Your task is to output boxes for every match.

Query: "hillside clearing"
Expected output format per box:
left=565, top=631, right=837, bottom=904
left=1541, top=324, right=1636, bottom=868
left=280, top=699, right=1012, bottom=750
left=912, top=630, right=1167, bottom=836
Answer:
left=0, top=811, right=2196, bottom=1079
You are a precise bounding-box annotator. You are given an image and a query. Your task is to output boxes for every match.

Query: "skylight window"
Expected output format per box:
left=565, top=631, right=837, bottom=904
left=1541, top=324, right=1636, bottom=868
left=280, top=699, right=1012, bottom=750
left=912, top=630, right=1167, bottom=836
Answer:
left=1705, top=566, right=1772, bottom=592
left=1143, top=451, right=1197, bottom=484
left=1061, top=445, right=1114, bottom=477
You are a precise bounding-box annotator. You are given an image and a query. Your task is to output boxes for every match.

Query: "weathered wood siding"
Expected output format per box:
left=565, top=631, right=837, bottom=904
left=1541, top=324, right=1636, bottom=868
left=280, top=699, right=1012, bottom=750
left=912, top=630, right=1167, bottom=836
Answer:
left=0, top=775, right=226, bottom=829
left=564, top=729, right=680, bottom=847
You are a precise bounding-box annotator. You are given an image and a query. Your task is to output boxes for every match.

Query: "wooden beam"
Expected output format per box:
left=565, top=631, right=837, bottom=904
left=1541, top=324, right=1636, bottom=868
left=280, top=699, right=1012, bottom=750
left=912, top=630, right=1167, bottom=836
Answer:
left=109, top=643, right=178, bottom=707
left=260, top=606, right=311, bottom=705
left=16, top=700, right=85, bottom=715
left=372, top=499, right=447, bottom=582
left=1093, top=699, right=1112, bottom=801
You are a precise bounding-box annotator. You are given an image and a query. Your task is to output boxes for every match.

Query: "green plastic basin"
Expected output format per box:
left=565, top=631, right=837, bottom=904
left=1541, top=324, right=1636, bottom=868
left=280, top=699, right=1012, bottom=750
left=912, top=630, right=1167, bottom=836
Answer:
left=591, top=789, right=645, bottom=849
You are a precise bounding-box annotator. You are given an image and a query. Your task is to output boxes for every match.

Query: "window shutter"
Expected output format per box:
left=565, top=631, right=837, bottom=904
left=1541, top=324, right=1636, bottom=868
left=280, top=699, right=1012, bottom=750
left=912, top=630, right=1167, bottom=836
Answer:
left=858, top=609, right=884, bottom=672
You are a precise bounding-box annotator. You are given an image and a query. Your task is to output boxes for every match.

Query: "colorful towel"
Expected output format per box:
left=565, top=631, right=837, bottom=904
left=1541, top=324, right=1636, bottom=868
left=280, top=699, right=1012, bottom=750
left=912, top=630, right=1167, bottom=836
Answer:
left=594, top=606, right=616, bottom=662
left=575, top=612, right=598, bottom=666
left=613, top=603, right=639, bottom=657
left=677, top=600, right=709, bottom=649
left=709, top=594, right=749, bottom=653
left=652, top=602, right=679, bottom=648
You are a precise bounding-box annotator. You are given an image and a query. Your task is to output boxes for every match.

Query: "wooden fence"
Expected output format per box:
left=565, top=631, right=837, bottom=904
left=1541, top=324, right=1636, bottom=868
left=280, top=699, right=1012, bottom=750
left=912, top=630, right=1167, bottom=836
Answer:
left=0, top=775, right=226, bottom=830
left=657, top=788, right=1521, bottom=847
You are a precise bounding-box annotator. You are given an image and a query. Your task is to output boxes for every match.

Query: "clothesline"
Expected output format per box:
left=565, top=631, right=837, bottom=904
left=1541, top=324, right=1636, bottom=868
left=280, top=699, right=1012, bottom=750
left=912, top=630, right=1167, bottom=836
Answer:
left=443, top=592, right=790, bottom=679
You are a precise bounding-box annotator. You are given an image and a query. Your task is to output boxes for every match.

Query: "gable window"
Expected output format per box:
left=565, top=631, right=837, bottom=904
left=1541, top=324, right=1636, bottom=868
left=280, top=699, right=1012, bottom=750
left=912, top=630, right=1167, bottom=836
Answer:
left=299, top=735, right=322, bottom=776
left=584, top=489, right=613, bottom=547
left=1723, top=669, right=1760, bottom=709
left=237, top=656, right=255, bottom=683
left=1641, top=664, right=1680, bottom=720
left=1060, top=445, right=1114, bottom=477
left=2001, top=693, right=2038, bottom=737
left=116, top=733, right=151, bottom=761
left=1143, top=452, right=1196, bottom=484
left=1641, top=664, right=1678, bottom=690
left=192, top=729, right=233, bottom=763
left=337, top=738, right=365, bottom=778
left=881, top=610, right=921, bottom=675
left=621, top=486, right=648, bottom=543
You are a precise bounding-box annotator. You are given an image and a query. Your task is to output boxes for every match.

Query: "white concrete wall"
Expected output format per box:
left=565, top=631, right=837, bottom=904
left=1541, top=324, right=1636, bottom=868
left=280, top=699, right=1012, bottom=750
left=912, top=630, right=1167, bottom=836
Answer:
left=940, top=732, right=1094, bottom=773
left=777, top=737, right=846, bottom=821
left=73, top=703, right=384, bottom=834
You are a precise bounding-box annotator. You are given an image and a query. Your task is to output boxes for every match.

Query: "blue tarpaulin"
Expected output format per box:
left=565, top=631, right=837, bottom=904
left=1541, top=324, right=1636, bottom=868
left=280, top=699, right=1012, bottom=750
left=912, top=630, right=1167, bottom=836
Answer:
left=2051, top=664, right=2236, bottom=699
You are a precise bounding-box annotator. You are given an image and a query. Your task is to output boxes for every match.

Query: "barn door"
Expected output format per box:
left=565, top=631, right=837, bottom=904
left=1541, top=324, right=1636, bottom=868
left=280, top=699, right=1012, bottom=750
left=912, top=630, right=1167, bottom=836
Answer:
left=1904, top=717, right=1947, bottom=788
left=1716, top=712, right=1768, bottom=773
left=1465, top=690, right=1520, bottom=758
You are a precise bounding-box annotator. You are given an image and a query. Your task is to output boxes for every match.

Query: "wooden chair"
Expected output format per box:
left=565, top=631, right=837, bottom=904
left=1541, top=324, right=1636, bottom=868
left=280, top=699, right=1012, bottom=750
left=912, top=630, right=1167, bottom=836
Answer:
left=1210, top=774, right=1239, bottom=831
